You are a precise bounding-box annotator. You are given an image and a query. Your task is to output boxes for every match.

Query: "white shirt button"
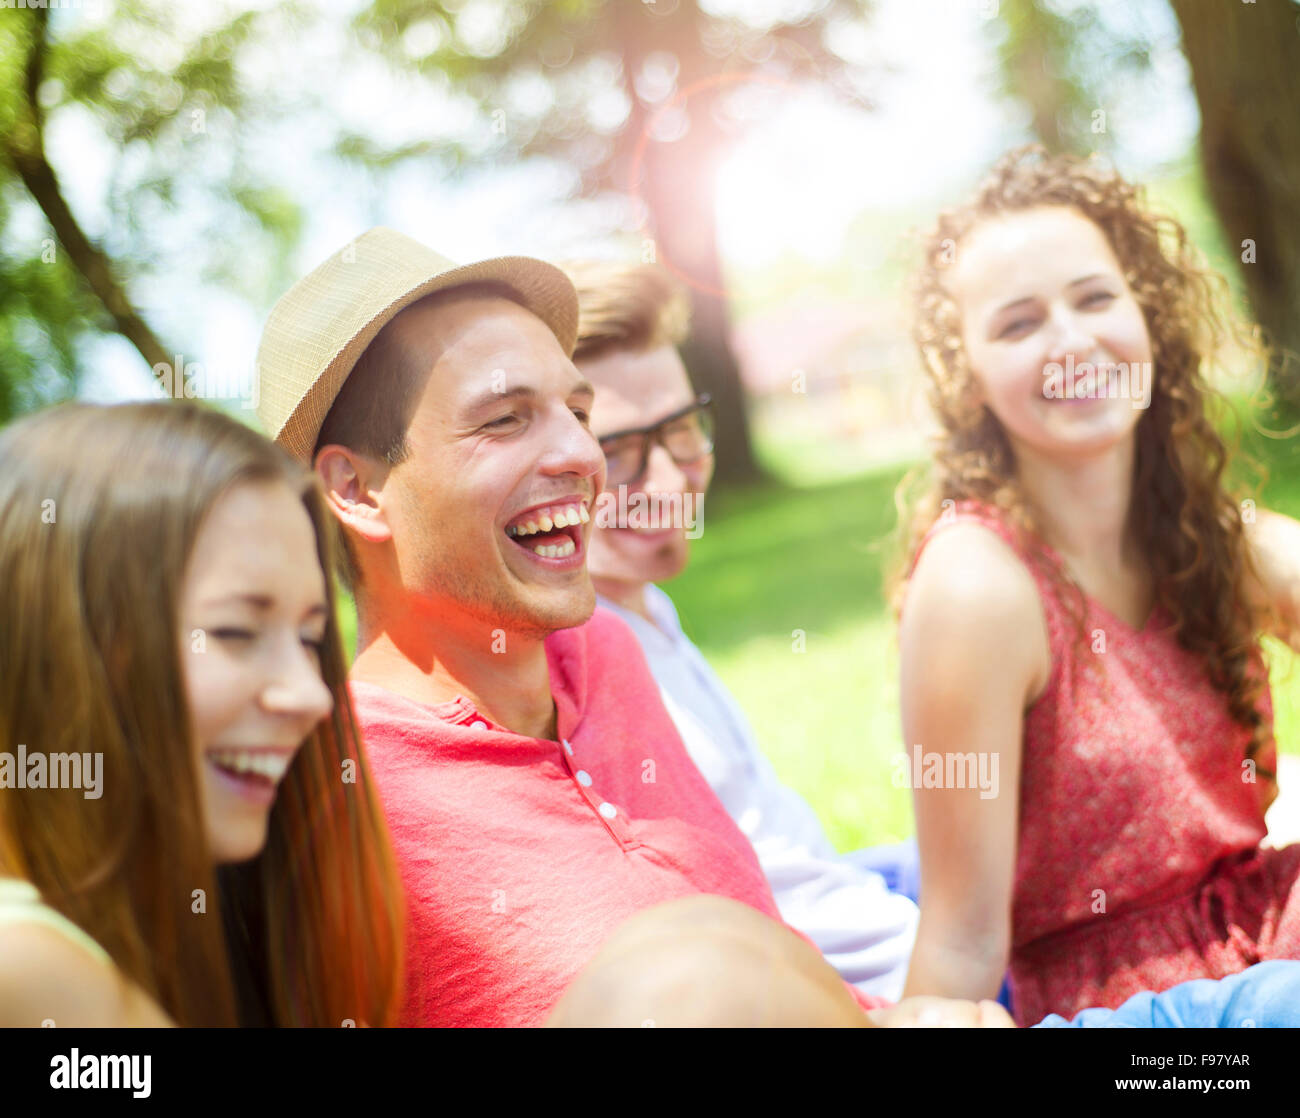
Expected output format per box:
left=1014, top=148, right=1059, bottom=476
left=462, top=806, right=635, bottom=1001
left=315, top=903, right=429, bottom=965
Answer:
left=561, top=738, right=574, bottom=755
left=598, top=802, right=617, bottom=820
left=469, top=720, right=488, bottom=732
left=575, top=770, right=593, bottom=787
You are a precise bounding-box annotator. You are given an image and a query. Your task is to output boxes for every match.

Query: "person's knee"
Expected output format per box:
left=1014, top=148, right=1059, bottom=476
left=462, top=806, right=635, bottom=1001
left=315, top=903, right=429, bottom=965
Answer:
left=546, top=896, right=867, bottom=1027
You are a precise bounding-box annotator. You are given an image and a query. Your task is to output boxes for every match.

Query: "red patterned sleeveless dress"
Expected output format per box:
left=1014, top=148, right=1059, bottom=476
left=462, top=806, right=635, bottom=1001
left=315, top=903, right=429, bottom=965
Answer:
left=909, top=499, right=1300, bottom=1025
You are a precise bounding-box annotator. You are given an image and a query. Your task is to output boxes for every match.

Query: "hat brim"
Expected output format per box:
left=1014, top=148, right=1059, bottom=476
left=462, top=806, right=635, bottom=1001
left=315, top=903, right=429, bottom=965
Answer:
left=267, top=252, right=578, bottom=463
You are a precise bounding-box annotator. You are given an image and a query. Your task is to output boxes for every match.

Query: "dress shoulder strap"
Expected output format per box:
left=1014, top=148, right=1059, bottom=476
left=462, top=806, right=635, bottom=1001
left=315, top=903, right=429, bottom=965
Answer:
left=907, top=498, right=1049, bottom=579
left=904, top=498, right=1076, bottom=660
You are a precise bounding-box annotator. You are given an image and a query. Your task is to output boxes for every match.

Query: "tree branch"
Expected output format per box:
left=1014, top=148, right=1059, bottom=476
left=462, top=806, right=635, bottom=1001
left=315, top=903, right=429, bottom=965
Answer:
left=3, top=7, right=172, bottom=375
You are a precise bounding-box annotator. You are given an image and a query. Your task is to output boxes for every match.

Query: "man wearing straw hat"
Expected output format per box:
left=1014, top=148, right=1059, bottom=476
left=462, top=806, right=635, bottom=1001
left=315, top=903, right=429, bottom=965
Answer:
left=254, top=228, right=894, bottom=1027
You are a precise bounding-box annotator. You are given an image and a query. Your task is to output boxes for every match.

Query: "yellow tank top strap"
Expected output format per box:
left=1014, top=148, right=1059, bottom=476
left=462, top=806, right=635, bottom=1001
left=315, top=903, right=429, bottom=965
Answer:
left=0, top=877, right=112, bottom=966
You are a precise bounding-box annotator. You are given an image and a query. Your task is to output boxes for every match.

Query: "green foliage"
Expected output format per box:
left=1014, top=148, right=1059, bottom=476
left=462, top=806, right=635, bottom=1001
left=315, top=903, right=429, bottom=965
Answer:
left=0, top=1, right=312, bottom=414
left=343, top=0, right=879, bottom=179
left=992, top=0, right=1167, bottom=156
left=0, top=193, right=90, bottom=423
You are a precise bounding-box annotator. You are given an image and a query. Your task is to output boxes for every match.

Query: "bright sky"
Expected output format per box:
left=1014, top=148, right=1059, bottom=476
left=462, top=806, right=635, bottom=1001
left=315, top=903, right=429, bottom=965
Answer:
left=46, top=0, right=1196, bottom=406
left=716, top=0, right=1010, bottom=268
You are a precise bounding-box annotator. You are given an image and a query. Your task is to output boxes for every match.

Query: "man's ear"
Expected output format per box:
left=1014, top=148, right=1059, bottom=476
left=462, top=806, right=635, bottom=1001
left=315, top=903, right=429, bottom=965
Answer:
left=314, top=444, right=392, bottom=545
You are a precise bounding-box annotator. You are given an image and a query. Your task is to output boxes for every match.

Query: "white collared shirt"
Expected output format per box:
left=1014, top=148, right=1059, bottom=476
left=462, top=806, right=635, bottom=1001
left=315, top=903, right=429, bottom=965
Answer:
left=599, top=585, right=918, bottom=998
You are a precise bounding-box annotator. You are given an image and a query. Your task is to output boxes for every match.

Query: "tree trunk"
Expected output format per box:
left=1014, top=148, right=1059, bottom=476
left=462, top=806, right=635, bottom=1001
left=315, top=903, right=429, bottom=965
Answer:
left=1170, top=0, right=1300, bottom=411
left=7, top=148, right=172, bottom=374
left=641, top=115, right=764, bottom=487
left=1005, top=1, right=1071, bottom=152
left=612, top=1, right=766, bottom=489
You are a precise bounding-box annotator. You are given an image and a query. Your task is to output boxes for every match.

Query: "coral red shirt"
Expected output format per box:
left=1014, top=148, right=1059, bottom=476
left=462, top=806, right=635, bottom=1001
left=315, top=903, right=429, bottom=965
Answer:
left=353, top=606, right=886, bottom=1026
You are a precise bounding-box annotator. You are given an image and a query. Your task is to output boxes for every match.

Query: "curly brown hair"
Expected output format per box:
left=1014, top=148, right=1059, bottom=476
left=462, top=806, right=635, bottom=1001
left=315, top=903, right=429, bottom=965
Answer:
left=895, top=145, right=1273, bottom=766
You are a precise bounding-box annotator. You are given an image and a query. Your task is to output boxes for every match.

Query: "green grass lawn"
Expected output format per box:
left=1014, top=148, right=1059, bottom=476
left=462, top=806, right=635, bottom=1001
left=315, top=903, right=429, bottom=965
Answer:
left=665, top=467, right=917, bottom=850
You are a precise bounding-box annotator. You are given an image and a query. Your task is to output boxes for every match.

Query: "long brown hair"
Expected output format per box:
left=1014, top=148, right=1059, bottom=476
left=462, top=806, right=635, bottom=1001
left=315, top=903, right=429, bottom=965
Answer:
left=896, top=145, right=1273, bottom=763
left=0, top=400, right=404, bottom=1025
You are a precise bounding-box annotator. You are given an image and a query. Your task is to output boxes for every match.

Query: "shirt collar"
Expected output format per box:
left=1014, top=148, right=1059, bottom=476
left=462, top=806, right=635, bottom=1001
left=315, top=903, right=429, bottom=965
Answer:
left=596, top=585, right=682, bottom=650
left=543, top=624, right=587, bottom=742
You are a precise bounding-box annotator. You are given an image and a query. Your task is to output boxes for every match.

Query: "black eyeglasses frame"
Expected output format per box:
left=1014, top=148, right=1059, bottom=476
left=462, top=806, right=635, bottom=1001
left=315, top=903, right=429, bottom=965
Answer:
left=597, top=393, right=714, bottom=487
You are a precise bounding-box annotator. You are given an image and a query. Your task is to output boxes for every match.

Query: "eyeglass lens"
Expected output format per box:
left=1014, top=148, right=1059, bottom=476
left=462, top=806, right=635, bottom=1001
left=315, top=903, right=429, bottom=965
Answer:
left=602, top=406, right=713, bottom=485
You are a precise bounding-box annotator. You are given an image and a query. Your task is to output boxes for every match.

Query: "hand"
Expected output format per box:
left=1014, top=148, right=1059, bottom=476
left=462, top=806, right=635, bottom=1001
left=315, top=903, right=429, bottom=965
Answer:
left=866, top=996, right=1016, bottom=1028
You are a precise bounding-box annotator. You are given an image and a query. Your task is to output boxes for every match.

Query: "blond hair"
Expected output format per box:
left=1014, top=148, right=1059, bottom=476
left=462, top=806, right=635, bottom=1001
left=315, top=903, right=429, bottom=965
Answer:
left=562, top=260, right=691, bottom=361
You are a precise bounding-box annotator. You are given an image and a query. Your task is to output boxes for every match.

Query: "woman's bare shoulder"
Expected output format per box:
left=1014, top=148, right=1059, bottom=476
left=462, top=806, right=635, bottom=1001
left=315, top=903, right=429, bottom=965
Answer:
left=905, top=520, right=1044, bottom=622
left=902, top=521, right=1051, bottom=703
left=1244, top=508, right=1300, bottom=642
left=0, top=922, right=173, bottom=1027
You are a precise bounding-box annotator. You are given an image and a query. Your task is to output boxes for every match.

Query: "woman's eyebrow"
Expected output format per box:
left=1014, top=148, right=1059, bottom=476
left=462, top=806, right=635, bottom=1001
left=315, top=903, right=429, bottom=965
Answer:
left=200, top=592, right=273, bottom=610
left=991, top=295, right=1035, bottom=316
left=990, top=273, right=1113, bottom=318
left=198, top=595, right=329, bottom=617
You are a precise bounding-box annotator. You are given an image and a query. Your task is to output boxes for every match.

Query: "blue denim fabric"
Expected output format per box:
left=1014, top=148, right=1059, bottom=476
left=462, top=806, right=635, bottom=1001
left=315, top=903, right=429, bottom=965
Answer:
left=1032, top=960, right=1300, bottom=1028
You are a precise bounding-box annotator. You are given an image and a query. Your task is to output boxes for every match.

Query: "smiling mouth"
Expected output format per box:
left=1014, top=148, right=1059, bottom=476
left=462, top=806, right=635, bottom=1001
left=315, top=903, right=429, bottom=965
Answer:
left=207, top=748, right=294, bottom=785
left=1049, top=366, right=1113, bottom=404
left=504, top=500, right=590, bottom=560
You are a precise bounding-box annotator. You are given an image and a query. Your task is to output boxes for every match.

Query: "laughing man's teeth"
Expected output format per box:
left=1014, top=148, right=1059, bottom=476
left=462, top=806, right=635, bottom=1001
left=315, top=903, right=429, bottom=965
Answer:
left=532, top=538, right=576, bottom=559
left=506, top=502, right=589, bottom=538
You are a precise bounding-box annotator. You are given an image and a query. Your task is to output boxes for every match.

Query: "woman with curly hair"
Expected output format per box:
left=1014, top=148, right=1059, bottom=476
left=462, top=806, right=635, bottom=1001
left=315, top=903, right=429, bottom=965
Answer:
left=895, top=146, right=1300, bottom=1025
left=0, top=400, right=404, bottom=1026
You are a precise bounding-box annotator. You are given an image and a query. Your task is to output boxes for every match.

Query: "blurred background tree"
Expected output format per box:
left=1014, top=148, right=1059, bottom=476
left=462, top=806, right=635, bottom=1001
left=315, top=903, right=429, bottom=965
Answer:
left=0, top=0, right=306, bottom=424
left=997, top=0, right=1300, bottom=415
left=347, top=0, right=887, bottom=486
left=2, top=0, right=1297, bottom=442
left=1171, top=0, right=1300, bottom=413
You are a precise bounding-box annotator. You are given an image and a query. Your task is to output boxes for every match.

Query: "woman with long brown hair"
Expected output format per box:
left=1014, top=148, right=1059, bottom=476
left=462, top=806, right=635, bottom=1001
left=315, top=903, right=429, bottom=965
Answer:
left=895, top=146, right=1300, bottom=1025
left=0, top=400, right=403, bottom=1026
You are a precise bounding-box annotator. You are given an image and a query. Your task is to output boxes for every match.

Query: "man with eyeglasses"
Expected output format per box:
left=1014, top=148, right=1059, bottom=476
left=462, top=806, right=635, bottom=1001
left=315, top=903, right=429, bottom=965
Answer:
left=564, top=259, right=921, bottom=1001
left=591, top=391, right=711, bottom=541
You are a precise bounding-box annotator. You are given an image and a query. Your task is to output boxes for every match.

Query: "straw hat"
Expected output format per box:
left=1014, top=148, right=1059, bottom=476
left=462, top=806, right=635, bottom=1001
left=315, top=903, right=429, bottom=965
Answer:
left=255, top=227, right=579, bottom=463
